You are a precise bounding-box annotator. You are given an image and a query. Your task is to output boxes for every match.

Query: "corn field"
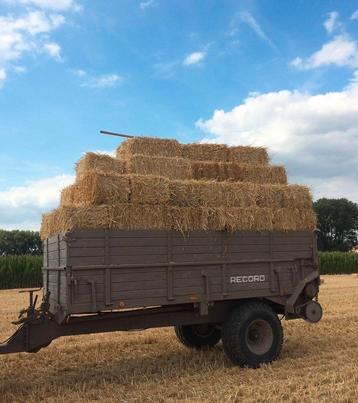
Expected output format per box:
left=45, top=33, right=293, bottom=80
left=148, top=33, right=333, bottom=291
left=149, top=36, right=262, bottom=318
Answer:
left=0, top=255, right=42, bottom=289
left=319, top=251, right=358, bottom=274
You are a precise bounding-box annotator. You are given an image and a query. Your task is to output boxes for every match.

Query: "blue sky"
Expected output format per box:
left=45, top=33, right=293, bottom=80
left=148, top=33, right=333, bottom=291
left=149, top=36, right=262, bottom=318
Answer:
left=1, top=0, right=358, bottom=230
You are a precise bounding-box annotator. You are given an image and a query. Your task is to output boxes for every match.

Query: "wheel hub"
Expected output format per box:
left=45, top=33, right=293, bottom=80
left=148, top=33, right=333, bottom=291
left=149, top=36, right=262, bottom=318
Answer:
left=245, top=319, right=274, bottom=355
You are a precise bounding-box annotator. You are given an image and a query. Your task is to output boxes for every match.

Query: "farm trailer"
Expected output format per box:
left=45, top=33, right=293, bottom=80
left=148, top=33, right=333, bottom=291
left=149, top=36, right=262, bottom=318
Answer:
left=0, top=229, right=322, bottom=367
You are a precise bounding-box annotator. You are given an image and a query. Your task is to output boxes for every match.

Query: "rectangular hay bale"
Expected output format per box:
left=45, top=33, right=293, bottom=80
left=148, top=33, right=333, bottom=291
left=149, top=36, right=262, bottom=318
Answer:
left=227, top=146, right=269, bottom=164
left=117, top=137, right=182, bottom=158
left=169, top=180, right=312, bottom=209
left=76, top=152, right=126, bottom=178
left=60, top=173, right=130, bottom=207
left=40, top=204, right=316, bottom=240
left=191, top=161, right=287, bottom=184
left=181, top=143, right=229, bottom=162
left=124, top=154, right=192, bottom=180
left=60, top=173, right=170, bottom=207
left=219, top=163, right=287, bottom=184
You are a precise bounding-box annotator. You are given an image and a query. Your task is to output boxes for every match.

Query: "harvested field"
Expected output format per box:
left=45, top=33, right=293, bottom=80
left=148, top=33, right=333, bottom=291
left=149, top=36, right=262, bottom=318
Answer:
left=1, top=275, right=357, bottom=402
left=40, top=204, right=316, bottom=239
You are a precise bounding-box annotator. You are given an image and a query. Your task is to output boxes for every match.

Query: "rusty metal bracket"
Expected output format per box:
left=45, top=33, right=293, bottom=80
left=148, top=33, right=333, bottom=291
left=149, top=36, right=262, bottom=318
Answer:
left=286, top=270, right=320, bottom=314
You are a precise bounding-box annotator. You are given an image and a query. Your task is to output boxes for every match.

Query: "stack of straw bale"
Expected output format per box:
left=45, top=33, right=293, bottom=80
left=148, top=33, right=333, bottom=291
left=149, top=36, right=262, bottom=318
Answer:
left=41, top=137, right=316, bottom=239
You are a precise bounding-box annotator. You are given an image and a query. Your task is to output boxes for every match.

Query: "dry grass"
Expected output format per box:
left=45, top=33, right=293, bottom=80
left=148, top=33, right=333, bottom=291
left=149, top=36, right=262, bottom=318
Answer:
left=0, top=275, right=357, bottom=402
left=40, top=204, right=316, bottom=239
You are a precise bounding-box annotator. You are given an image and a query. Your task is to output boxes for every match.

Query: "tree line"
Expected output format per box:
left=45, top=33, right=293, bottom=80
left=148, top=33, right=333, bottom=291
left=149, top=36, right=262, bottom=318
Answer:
left=0, top=198, right=357, bottom=255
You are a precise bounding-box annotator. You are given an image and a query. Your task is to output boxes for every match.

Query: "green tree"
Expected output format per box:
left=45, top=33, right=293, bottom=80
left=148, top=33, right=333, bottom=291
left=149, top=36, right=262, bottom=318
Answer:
left=0, top=230, right=42, bottom=255
left=313, top=198, right=358, bottom=252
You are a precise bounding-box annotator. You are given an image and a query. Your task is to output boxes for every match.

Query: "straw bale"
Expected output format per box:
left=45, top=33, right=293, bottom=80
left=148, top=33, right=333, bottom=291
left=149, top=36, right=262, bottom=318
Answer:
left=182, top=143, right=229, bottom=162
left=60, top=173, right=130, bottom=207
left=272, top=208, right=317, bottom=231
left=60, top=185, right=75, bottom=207
left=129, top=175, right=170, bottom=204
left=169, top=180, right=312, bottom=209
left=190, top=161, right=221, bottom=181
left=124, top=154, right=192, bottom=180
left=220, top=163, right=287, bottom=184
left=169, top=181, right=255, bottom=208
left=117, top=137, right=182, bottom=159
left=191, top=161, right=287, bottom=184
left=227, top=146, right=269, bottom=165
left=40, top=206, right=111, bottom=239
left=182, top=143, right=269, bottom=164
left=40, top=204, right=316, bottom=240
left=76, top=152, right=126, bottom=178
left=61, top=173, right=170, bottom=207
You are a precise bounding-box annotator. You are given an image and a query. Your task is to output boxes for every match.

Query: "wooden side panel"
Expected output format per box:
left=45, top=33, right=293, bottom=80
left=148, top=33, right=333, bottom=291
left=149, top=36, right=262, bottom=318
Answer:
left=43, top=233, right=68, bottom=315
left=42, top=230, right=317, bottom=315
left=55, top=229, right=317, bottom=315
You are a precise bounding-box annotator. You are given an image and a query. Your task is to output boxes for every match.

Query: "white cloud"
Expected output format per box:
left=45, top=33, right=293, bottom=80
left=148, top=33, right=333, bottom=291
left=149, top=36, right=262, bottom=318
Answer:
left=0, top=174, right=74, bottom=230
left=196, top=72, right=358, bottom=203
left=0, top=10, right=65, bottom=83
left=291, top=35, right=358, bottom=70
left=239, top=11, right=277, bottom=52
left=140, top=0, right=155, bottom=11
left=324, top=11, right=340, bottom=34
left=7, top=0, right=80, bottom=11
left=0, top=1, right=77, bottom=86
left=183, top=51, right=206, bottom=66
left=72, top=68, right=86, bottom=76
left=152, top=61, right=178, bottom=79
left=0, top=68, right=6, bottom=81
left=13, top=65, right=26, bottom=73
left=82, top=73, right=122, bottom=88
left=44, top=41, right=61, bottom=60
left=351, top=9, right=358, bottom=20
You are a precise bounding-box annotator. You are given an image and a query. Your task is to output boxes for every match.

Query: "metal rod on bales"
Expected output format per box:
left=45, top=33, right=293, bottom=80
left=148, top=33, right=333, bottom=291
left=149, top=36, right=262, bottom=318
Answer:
left=100, top=130, right=135, bottom=139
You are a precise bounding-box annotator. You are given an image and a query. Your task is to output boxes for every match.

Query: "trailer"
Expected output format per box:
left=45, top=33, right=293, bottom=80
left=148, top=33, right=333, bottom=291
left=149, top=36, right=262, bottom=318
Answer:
left=0, top=229, right=322, bottom=367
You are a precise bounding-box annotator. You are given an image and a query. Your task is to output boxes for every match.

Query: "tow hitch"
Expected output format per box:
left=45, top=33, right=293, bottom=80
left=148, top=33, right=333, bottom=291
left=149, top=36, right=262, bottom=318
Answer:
left=0, top=290, right=57, bottom=354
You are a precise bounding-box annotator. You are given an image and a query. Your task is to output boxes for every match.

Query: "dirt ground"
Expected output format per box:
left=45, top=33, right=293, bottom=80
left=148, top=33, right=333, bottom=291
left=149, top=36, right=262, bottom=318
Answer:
left=0, top=275, right=357, bottom=402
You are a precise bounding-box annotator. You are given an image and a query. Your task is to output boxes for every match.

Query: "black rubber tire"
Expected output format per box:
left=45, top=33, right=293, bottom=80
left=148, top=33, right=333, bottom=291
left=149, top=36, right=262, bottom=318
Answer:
left=175, top=324, right=221, bottom=350
left=222, top=301, right=283, bottom=368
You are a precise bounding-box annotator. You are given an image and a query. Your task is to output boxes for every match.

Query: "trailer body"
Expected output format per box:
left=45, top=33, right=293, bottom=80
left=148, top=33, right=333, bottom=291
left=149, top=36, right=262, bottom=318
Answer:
left=43, top=229, right=319, bottom=322
left=1, top=229, right=321, bottom=365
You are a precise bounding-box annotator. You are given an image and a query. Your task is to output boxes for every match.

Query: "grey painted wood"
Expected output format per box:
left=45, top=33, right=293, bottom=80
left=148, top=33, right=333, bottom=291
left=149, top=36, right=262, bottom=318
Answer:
left=42, top=229, right=317, bottom=317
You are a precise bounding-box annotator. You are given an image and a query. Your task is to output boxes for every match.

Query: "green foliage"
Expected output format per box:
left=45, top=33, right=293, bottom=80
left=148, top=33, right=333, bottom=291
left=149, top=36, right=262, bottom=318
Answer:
left=0, top=255, right=42, bottom=289
left=319, top=252, right=358, bottom=274
left=313, top=198, right=358, bottom=252
left=0, top=230, right=42, bottom=255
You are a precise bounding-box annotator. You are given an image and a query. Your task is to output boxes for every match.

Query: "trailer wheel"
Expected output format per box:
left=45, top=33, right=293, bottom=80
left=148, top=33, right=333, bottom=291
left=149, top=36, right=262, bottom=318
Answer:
left=174, top=324, right=221, bottom=349
left=222, top=301, right=283, bottom=368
